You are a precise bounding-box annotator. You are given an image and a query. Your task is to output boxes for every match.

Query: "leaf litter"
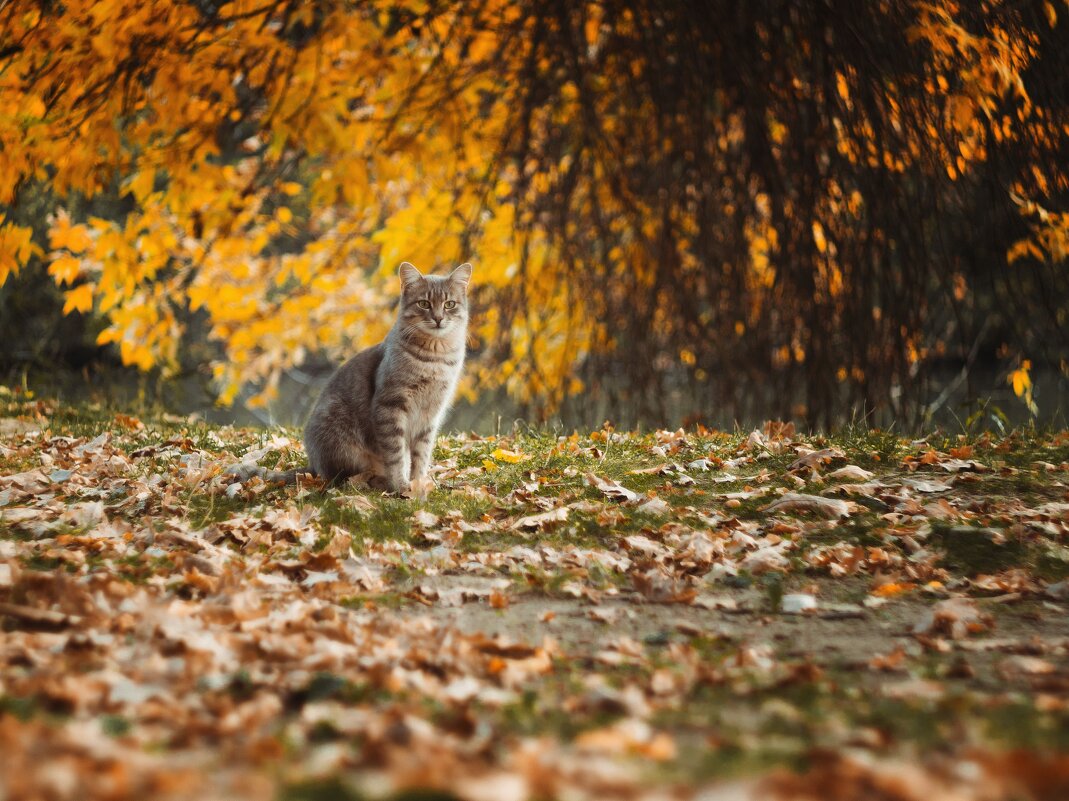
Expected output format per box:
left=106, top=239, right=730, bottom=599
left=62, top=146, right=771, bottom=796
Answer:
left=1, top=402, right=1069, bottom=799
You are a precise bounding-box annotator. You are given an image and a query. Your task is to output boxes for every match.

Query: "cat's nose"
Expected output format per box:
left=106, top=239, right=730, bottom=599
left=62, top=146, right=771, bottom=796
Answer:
left=432, top=317, right=443, bottom=327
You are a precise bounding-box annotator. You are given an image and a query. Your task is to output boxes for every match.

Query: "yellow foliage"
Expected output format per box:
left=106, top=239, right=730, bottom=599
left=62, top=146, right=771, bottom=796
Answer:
left=812, top=222, right=828, bottom=255
left=48, top=255, right=83, bottom=286
left=62, top=284, right=94, bottom=314
left=48, top=211, right=93, bottom=253
left=0, top=217, right=38, bottom=284
left=1009, top=359, right=1038, bottom=415
left=0, top=0, right=1061, bottom=416
left=1010, top=360, right=1032, bottom=397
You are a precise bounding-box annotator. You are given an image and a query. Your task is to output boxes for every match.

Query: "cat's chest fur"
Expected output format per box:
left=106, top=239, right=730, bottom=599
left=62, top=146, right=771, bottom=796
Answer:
left=381, top=332, right=464, bottom=421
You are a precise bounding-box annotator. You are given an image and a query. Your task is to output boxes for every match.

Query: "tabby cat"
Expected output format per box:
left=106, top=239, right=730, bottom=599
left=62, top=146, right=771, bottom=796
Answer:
left=228, top=262, right=471, bottom=492
left=304, top=261, right=472, bottom=491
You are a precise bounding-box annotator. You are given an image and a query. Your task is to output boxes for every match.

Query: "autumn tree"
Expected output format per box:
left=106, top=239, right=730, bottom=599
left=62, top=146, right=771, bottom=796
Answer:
left=0, top=0, right=1066, bottom=425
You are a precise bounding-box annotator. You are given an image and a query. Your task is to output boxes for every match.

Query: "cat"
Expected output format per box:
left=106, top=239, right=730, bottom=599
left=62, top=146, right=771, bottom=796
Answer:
left=227, top=262, right=472, bottom=493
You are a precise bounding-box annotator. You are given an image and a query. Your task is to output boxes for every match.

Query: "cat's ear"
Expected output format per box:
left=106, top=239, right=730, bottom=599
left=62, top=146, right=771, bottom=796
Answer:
left=449, top=263, right=473, bottom=289
left=399, top=262, right=423, bottom=288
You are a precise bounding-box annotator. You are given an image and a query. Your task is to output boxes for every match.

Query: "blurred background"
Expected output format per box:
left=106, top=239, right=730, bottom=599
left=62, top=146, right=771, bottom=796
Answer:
left=1, top=0, right=1067, bottom=431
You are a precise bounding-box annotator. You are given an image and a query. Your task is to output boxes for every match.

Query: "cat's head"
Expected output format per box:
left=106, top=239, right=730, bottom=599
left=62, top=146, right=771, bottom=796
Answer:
left=398, top=262, right=472, bottom=337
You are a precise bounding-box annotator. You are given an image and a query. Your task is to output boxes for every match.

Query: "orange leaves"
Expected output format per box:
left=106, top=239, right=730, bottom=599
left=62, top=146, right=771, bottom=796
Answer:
left=1043, top=2, right=1058, bottom=27
left=126, top=169, right=156, bottom=203
left=0, top=0, right=1065, bottom=419
left=491, top=448, right=527, bottom=464
left=1009, top=360, right=1038, bottom=415
left=62, top=284, right=94, bottom=314
left=947, top=94, right=977, bottom=134
left=1009, top=195, right=1069, bottom=269
left=0, top=216, right=39, bottom=285
left=811, top=221, right=828, bottom=254
left=48, top=211, right=93, bottom=254
left=1010, top=361, right=1033, bottom=397
left=871, top=581, right=917, bottom=598
left=47, top=255, right=82, bottom=286
left=913, top=597, right=993, bottom=640
left=7, top=405, right=1069, bottom=797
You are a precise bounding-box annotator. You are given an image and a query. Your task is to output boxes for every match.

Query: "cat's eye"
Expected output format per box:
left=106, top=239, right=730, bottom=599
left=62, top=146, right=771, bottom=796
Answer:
left=417, top=300, right=431, bottom=309
left=444, top=300, right=457, bottom=310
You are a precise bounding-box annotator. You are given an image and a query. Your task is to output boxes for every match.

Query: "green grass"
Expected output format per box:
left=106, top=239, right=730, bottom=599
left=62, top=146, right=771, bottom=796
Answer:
left=5, top=396, right=1069, bottom=793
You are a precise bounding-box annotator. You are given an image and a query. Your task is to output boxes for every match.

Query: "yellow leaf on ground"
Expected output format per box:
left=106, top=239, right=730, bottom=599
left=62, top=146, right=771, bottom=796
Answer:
left=872, top=581, right=917, bottom=598
left=491, top=448, right=526, bottom=463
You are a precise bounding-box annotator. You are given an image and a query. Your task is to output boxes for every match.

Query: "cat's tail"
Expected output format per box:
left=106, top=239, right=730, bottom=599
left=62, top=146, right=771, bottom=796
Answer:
left=223, top=463, right=316, bottom=484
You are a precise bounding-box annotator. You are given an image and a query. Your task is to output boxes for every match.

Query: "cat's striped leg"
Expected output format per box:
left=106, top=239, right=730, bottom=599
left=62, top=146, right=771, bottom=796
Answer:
left=373, top=405, right=409, bottom=493
left=408, top=425, right=437, bottom=485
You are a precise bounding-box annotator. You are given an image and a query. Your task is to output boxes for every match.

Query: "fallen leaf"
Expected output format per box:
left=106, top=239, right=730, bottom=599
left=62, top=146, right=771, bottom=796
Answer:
left=511, top=506, right=568, bottom=530
left=827, top=465, right=874, bottom=481
left=588, top=607, right=621, bottom=624
left=913, top=598, right=993, bottom=639
left=692, top=594, right=738, bottom=611
left=871, top=581, right=917, bottom=598
left=585, top=473, right=641, bottom=503
left=763, top=493, right=852, bottom=519
left=999, top=655, right=1056, bottom=679
left=882, top=678, right=947, bottom=700
left=788, top=447, right=845, bottom=473
left=868, top=646, right=908, bottom=672
left=491, top=448, right=527, bottom=463
left=636, top=496, right=671, bottom=515
left=488, top=589, right=511, bottom=609
left=412, top=509, right=440, bottom=528
left=403, top=475, right=435, bottom=499
left=0, top=601, right=82, bottom=629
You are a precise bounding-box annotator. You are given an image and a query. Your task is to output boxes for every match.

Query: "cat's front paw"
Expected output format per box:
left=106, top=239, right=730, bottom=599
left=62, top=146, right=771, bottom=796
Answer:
left=368, top=474, right=405, bottom=495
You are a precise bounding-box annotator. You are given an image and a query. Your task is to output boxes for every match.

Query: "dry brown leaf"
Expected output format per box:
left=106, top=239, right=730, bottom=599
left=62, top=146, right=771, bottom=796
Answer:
left=913, top=598, right=994, bottom=639
left=411, top=509, right=440, bottom=528
left=585, top=472, right=641, bottom=503
left=763, top=493, right=852, bottom=519
left=999, top=655, right=1056, bottom=679
left=827, top=464, right=874, bottom=481
left=631, top=568, right=698, bottom=604
left=787, top=447, right=845, bottom=473
left=403, top=475, right=436, bottom=500
left=636, top=496, right=671, bottom=515
left=511, top=506, right=568, bottom=531
left=488, top=589, right=511, bottom=609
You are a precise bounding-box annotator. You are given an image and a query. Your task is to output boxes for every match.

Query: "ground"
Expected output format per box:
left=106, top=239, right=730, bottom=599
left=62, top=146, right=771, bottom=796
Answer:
left=2, top=391, right=1069, bottom=800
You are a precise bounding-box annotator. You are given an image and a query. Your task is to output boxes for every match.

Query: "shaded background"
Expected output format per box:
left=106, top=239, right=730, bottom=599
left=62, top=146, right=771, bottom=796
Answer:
left=1, top=0, right=1067, bottom=431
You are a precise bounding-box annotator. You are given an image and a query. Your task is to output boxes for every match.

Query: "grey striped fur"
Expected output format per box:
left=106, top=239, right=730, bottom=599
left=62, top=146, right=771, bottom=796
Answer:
left=303, top=262, right=472, bottom=492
